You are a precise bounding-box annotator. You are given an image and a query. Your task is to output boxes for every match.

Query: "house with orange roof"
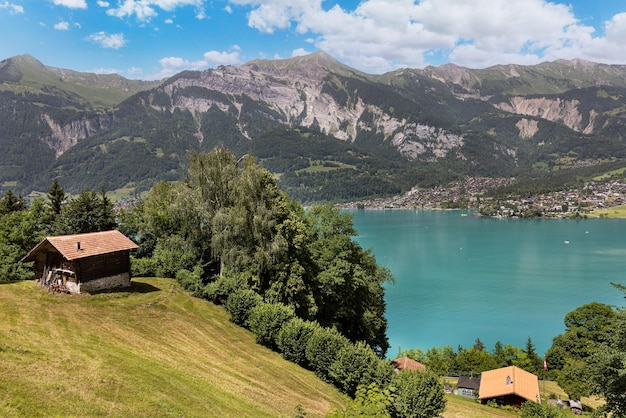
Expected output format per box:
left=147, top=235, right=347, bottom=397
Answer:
left=391, top=356, right=427, bottom=372
left=478, top=365, right=540, bottom=408
left=21, top=230, right=138, bottom=294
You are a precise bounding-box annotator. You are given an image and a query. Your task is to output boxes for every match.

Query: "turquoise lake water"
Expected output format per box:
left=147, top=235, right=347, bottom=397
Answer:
left=349, top=209, right=626, bottom=356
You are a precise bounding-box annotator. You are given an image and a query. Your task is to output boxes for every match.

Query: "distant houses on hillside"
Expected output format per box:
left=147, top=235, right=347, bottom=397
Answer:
left=391, top=358, right=542, bottom=409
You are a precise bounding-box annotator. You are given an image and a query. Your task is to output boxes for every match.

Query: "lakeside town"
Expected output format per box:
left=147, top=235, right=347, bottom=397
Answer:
left=339, top=176, right=626, bottom=218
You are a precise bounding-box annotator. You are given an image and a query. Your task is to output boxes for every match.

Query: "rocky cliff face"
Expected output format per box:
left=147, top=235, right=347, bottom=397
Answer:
left=157, top=52, right=465, bottom=160
left=41, top=113, right=113, bottom=157
left=421, top=59, right=626, bottom=136
left=496, top=97, right=584, bottom=132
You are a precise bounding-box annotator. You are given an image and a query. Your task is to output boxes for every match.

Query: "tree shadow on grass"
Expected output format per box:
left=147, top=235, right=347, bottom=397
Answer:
left=89, top=279, right=161, bottom=295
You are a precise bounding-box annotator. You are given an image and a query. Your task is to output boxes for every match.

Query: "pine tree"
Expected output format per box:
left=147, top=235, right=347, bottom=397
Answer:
left=47, top=178, right=66, bottom=215
left=0, top=190, right=26, bottom=214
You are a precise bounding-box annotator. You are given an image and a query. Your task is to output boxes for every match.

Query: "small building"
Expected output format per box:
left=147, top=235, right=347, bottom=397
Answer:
left=478, top=366, right=540, bottom=408
left=21, top=230, right=138, bottom=294
left=391, top=356, right=427, bottom=372
left=569, top=400, right=583, bottom=415
left=457, top=376, right=481, bottom=398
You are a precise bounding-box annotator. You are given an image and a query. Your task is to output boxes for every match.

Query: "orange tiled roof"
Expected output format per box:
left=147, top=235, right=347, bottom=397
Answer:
left=478, top=366, right=540, bottom=403
left=391, top=356, right=427, bottom=371
left=22, top=230, right=138, bottom=262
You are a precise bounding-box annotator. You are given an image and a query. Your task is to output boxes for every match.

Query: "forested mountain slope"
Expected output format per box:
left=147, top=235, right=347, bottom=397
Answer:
left=1, top=52, right=625, bottom=201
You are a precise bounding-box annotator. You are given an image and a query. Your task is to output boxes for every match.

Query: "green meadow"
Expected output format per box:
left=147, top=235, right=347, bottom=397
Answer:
left=1, top=278, right=599, bottom=417
left=0, top=278, right=345, bottom=417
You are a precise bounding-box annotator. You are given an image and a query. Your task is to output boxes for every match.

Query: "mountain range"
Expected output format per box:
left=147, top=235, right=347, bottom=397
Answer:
left=1, top=51, right=625, bottom=202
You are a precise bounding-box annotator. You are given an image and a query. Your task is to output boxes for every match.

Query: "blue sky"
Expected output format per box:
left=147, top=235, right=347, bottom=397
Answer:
left=1, top=0, right=625, bottom=80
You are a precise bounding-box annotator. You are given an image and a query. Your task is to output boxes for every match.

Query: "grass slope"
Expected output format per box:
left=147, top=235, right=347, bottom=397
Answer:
left=0, top=278, right=345, bottom=417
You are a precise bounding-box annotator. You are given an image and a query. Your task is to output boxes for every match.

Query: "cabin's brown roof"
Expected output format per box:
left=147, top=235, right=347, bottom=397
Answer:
left=21, top=230, right=138, bottom=262
left=391, top=356, right=427, bottom=371
left=478, top=366, right=540, bottom=403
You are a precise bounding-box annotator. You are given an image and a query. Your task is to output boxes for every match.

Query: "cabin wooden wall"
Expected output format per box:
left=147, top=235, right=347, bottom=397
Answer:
left=77, top=251, right=131, bottom=282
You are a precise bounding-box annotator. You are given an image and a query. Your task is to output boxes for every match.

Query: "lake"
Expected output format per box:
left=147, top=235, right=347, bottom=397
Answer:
left=349, top=209, right=626, bottom=356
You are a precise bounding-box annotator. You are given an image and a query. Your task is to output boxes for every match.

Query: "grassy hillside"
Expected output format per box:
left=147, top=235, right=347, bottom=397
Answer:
left=0, top=55, right=160, bottom=109
left=0, top=278, right=345, bottom=417
left=1, top=277, right=598, bottom=417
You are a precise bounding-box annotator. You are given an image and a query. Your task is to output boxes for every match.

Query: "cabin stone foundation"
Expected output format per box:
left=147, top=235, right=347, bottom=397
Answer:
left=75, top=273, right=131, bottom=294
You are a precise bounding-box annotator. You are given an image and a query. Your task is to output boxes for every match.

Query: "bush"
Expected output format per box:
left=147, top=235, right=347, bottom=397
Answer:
left=390, top=371, right=446, bottom=418
left=276, top=318, right=318, bottom=366
left=305, top=326, right=350, bottom=382
left=175, top=265, right=204, bottom=296
left=225, top=289, right=263, bottom=326
left=247, top=302, right=295, bottom=349
left=329, top=341, right=384, bottom=397
left=130, top=256, right=155, bottom=277
left=203, top=272, right=248, bottom=305
left=151, top=236, right=196, bottom=278
left=520, top=401, right=568, bottom=417
left=327, top=382, right=394, bottom=418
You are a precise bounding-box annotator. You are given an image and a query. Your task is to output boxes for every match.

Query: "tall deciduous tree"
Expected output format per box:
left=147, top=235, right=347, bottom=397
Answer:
left=131, top=148, right=392, bottom=355
left=545, top=301, right=617, bottom=401
left=306, top=204, right=392, bottom=356
left=586, top=284, right=626, bottom=416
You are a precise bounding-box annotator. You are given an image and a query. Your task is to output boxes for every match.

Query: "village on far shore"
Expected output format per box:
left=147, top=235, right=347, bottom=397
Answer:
left=339, top=176, right=626, bottom=219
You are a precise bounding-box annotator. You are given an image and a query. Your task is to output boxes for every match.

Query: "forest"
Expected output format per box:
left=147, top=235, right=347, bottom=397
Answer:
left=1, top=149, right=626, bottom=417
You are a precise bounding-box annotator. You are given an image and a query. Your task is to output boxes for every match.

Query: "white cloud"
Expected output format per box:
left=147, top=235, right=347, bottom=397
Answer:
left=97, top=1, right=110, bottom=7
left=127, top=67, right=144, bottom=75
left=203, top=50, right=241, bottom=65
left=53, top=0, right=87, bottom=9
left=88, top=32, right=127, bottom=49
left=92, top=67, right=121, bottom=74
left=150, top=49, right=241, bottom=79
left=291, top=48, right=309, bottom=57
left=153, top=56, right=204, bottom=78
left=0, top=1, right=24, bottom=14
left=164, top=18, right=173, bottom=24
left=106, top=0, right=205, bottom=21
left=106, top=1, right=158, bottom=20
left=195, top=7, right=207, bottom=19
left=54, top=21, right=70, bottom=30
left=227, top=0, right=626, bottom=72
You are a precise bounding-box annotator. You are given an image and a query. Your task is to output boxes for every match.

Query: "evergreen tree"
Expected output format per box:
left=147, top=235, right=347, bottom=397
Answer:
left=0, top=190, right=26, bottom=214
left=47, top=178, right=66, bottom=215
left=55, top=188, right=117, bottom=234
left=523, top=337, right=543, bottom=374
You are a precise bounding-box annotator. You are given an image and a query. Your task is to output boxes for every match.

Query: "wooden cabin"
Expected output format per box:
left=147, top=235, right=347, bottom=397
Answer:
left=21, top=230, right=138, bottom=294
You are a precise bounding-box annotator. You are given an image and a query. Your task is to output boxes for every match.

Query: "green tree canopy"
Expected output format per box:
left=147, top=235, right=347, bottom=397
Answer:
left=586, top=284, right=626, bottom=415
left=55, top=188, right=117, bottom=234
left=0, top=189, right=26, bottom=215
left=390, top=371, right=446, bottom=418
left=129, top=148, right=392, bottom=355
